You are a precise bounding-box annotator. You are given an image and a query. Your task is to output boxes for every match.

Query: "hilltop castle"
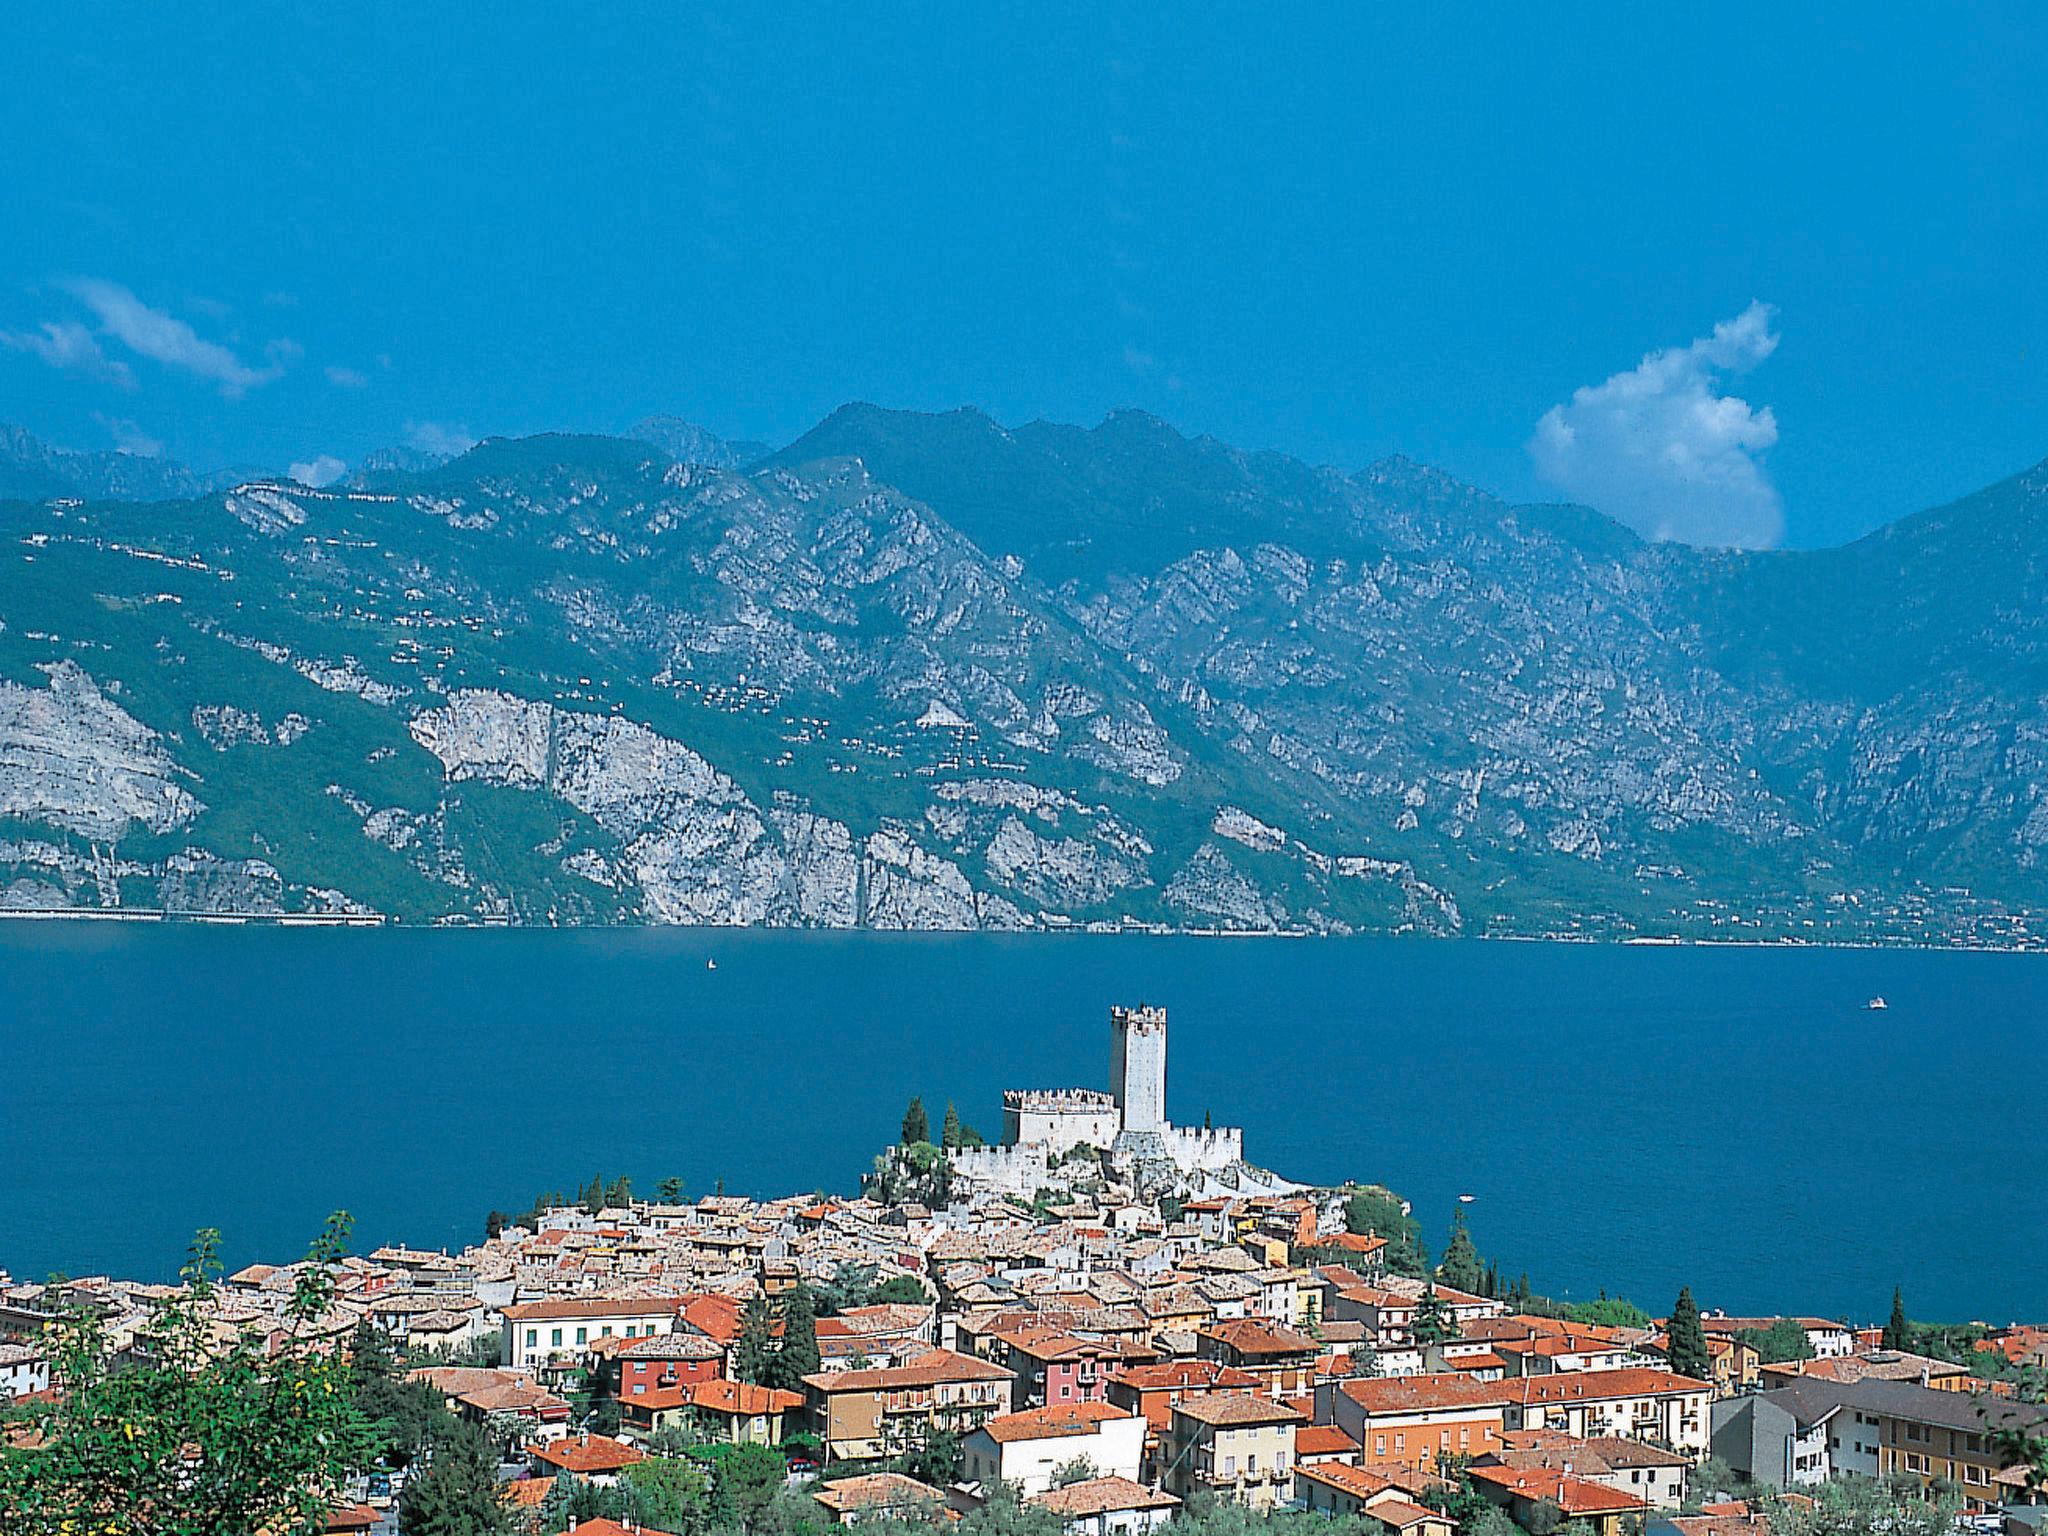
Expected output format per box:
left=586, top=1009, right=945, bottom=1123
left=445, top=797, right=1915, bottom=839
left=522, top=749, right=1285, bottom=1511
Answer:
left=950, top=1005, right=1287, bottom=1199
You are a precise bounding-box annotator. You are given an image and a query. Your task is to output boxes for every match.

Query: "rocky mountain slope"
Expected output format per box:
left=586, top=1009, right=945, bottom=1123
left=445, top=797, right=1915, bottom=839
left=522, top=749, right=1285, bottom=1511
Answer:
left=1, top=408, right=2043, bottom=941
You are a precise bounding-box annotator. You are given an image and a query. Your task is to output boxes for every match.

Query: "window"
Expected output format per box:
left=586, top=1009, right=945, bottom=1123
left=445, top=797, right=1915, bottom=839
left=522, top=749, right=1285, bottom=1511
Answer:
left=602, top=1325, right=613, bottom=1338
left=551, top=1328, right=563, bottom=1347
left=526, top=1329, right=538, bottom=1347
left=576, top=1327, right=588, bottom=1345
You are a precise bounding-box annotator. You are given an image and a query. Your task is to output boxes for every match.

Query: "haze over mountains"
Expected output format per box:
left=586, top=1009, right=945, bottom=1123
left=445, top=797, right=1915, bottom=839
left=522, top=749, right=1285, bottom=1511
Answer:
left=1, top=404, right=2044, bottom=941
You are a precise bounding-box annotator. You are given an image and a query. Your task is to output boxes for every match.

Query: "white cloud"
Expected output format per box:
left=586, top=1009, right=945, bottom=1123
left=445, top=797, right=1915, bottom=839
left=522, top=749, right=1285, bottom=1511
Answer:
left=1529, top=301, right=1784, bottom=548
left=404, top=419, right=475, bottom=458
left=95, top=414, right=163, bottom=458
left=324, top=364, right=368, bottom=389
left=63, top=278, right=286, bottom=397
left=289, top=454, right=347, bottom=488
left=0, top=319, right=136, bottom=389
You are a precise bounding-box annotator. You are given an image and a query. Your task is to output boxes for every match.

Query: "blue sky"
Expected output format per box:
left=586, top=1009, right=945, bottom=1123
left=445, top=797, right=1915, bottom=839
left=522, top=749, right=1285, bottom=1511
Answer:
left=2, top=2, right=2042, bottom=547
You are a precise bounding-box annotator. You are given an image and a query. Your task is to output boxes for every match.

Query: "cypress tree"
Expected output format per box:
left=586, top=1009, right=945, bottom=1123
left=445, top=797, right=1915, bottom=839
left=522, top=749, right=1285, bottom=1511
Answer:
left=398, top=1420, right=514, bottom=1535
left=1438, top=1208, right=1484, bottom=1294
left=1667, top=1286, right=1711, bottom=1380
left=902, top=1096, right=930, bottom=1146
left=1413, top=1281, right=1453, bottom=1345
left=771, top=1286, right=822, bottom=1389
left=1884, top=1287, right=1909, bottom=1351
left=733, top=1292, right=777, bottom=1385
left=941, top=1101, right=963, bottom=1150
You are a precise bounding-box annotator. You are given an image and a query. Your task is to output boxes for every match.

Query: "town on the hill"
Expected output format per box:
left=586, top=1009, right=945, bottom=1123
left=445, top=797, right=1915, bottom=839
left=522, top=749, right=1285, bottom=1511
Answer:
left=2, top=1007, right=2043, bottom=1536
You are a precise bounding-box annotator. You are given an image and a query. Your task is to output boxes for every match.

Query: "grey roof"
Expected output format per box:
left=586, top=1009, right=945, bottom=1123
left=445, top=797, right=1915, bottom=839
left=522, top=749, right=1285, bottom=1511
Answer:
left=1763, top=1377, right=2048, bottom=1436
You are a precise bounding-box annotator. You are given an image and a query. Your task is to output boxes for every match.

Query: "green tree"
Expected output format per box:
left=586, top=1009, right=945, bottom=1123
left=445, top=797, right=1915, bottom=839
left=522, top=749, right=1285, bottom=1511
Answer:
left=1767, top=1470, right=1959, bottom=1536
left=1884, top=1288, right=1909, bottom=1351
left=1667, top=1286, right=1711, bottom=1380
left=874, top=1274, right=929, bottom=1306
left=942, top=1100, right=965, bottom=1149
left=902, top=1095, right=930, bottom=1146
left=897, top=1422, right=964, bottom=1485
left=1524, top=1495, right=1567, bottom=1536
left=0, top=1216, right=377, bottom=1535
left=624, top=1454, right=712, bottom=1528
left=1738, top=1319, right=1815, bottom=1365
left=717, top=1441, right=790, bottom=1532
left=402, top=1416, right=515, bottom=1534
left=770, top=1285, right=822, bottom=1389
left=1412, top=1282, right=1454, bottom=1346
left=484, top=1209, right=508, bottom=1240
left=733, top=1291, right=778, bottom=1384
left=350, top=1320, right=455, bottom=1469
left=1568, top=1297, right=1651, bottom=1329
left=1438, top=1208, right=1484, bottom=1294
left=656, top=1175, right=686, bottom=1203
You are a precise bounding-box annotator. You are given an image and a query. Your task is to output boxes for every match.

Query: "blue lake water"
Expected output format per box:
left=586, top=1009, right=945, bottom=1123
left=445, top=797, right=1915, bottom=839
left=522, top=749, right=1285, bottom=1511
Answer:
left=0, top=926, right=2040, bottom=1325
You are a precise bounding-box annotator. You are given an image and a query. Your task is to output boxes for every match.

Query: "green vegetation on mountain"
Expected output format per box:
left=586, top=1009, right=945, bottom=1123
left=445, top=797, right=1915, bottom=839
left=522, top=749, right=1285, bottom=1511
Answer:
left=2, top=408, right=2045, bottom=940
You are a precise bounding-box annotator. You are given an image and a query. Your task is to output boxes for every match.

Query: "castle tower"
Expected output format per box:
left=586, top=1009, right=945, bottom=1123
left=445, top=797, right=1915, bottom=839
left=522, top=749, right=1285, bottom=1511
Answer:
left=1110, top=1004, right=1168, bottom=1136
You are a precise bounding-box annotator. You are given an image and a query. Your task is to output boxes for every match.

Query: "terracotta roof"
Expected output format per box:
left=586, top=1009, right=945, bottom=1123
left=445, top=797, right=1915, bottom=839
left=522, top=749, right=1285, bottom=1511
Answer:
left=1172, top=1391, right=1306, bottom=1428
left=804, top=1347, right=1014, bottom=1393
left=689, top=1378, right=804, bottom=1416
left=530, top=1432, right=646, bottom=1474
left=1029, top=1477, right=1181, bottom=1517
left=980, top=1403, right=1137, bottom=1443
left=1297, top=1462, right=1405, bottom=1500
left=1110, top=1359, right=1260, bottom=1391
left=1200, top=1319, right=1320, bottom=1357
left=812, top=1472, right=947, bottom=1516
left=1295, top=1424, right=1361, bottom=1456
left=1339, top=1373, right=1511, bottom=1415
left=1467, top=1466, right=1650, bottom=1515
left=1370, top=1497, right=1447, bottom=1529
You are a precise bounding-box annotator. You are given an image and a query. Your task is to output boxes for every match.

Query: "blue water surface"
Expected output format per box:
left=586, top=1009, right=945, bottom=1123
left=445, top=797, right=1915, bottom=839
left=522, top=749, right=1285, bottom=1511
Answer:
left=0, top=927, right=2038, bottom=1324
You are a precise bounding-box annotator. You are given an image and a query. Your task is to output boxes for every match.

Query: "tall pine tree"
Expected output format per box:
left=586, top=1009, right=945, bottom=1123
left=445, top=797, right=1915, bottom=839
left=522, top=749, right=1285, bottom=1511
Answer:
left=1438, top=1208, right=1484, bottom=1294
left=733, top=1292, right=777, bottom=1385
left=1884, top=1287, right=1909, bottom=1350
left=941, top=1102, right=963, bottom=1150
left=770, top=1286, right=822, bottom=1390
left=1412, top=1281, right=1453, bottom=1345
left=398, top=1420, right=514, bottom=1535
left=901, top=1096, right=930, bottom=1146
left=1667, top=1286, right=1711, bottom=1380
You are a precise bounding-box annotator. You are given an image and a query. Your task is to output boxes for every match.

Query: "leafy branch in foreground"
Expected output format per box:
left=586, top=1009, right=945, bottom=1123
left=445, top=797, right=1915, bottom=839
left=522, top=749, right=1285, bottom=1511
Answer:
left=0, top=1214, right=377, bottom=1536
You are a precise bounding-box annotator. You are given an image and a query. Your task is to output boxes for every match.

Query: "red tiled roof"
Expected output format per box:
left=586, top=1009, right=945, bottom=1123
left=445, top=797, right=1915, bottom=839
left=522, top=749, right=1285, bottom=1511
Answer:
left=1467, top=1466, right=1651, bottom=1515
left=981, top=1403, right=1136, bottom=1443
left=530, top=1433, right=646, bottom=1474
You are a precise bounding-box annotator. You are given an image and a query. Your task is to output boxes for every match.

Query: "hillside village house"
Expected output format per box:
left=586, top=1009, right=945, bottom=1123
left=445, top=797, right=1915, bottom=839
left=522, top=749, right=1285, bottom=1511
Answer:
left=1329, top=1375, right=1509, bottom=1474
left=811, top=1472, right=950, bottom=1526
left=619, top=1378, right=803, bottom=1446
left=1105, top=1359, right=1264, bottom=1478
left=1195, top=1319, right=1322, bottom=1398
left=1475, top=1428, right=1689, bottom=1509
left=501, top=1296, right=678, bottom=1368
left=1161, top=1392, right=1306, bottom=1511
left=1466, top=1465, right=1653, bottom=1536
left=962, top=1403, right=1148, bottom=1494
left=0, top=1342, right=49, bottom=1400
left=528, top=1431, right=645, bottom=1487
left=1713, top=1376, right=2048, bottom=1508
left=613, top=1330, right=725, bottom=1399
left=1027, top=1475, right=1182, bottom=1536
left=986, top=1326, right=1156, bottom=1409
left=802, top=1348, right=1015, bottom=1463
left=1295, top=1463, right=1455, bottom=1536
left=1500, top=1368, right=1714, bottom=1458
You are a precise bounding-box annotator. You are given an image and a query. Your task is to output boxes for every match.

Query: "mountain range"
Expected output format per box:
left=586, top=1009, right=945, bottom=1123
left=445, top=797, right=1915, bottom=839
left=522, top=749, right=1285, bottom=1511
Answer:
left=1, top=405, right=2044, bottom=941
